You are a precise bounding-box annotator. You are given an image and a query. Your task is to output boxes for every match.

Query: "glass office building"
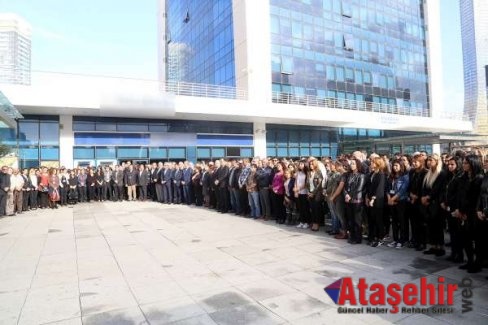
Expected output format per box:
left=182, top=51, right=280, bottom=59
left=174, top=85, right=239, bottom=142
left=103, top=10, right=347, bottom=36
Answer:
left=165, top=0, right=235, bottom=86
left=270, top=0, right=429, bottom=114
left=0, top=0, right=444, bottom=168
left=460, top=0, right=488, bottom=134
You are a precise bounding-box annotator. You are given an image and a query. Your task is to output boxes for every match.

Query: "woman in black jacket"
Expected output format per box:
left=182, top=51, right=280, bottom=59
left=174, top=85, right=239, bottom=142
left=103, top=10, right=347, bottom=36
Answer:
left=283, top=168, right=296, bottom=225
left=343, top=158, right=366, bottom=244
left=365, top=157, right=386, bottom=247
left=421, top=154, right=447, bottom=256
left=457, top=154, right=484, bottom=273
left=440, top=156, right=463, bottom=263
left=408, top=154, right=428, bottom=250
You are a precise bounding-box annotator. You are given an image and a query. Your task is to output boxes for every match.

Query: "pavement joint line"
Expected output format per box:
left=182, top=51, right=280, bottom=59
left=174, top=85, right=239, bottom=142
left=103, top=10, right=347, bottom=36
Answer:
left=16, top=212, right=57, bottom=325
left=73, top=205, right=84, bottom=325
left=89, top=211, right=150, bottom=323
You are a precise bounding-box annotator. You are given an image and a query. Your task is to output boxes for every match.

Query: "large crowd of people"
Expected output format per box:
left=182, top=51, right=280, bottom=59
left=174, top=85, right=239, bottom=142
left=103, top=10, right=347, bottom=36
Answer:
left=0, top=149, right=487, bottom=275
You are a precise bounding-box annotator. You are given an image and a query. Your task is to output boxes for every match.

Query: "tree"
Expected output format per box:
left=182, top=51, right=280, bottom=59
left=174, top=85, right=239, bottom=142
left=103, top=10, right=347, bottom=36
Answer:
left=0, top=143, right=10, bottom=158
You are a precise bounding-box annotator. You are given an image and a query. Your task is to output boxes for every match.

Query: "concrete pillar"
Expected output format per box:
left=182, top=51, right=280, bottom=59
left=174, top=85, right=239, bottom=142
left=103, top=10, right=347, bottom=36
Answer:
left=232, top=0, right=272, bottom=103
left=253, top=122, right=267, bottom=158
left=424, top=0, right=444, bottom=118
left=432, top=143, right=441, bottom=155
left=59, top=115, right=74, bottom=168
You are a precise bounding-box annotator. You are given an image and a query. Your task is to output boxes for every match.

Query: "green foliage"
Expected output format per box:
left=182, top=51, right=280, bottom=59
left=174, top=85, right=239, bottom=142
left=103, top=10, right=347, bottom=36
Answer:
left=0, top=144, right=10, bottom=158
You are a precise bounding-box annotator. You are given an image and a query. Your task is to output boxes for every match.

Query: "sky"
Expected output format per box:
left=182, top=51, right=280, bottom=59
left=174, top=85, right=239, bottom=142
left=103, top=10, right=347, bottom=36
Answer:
left=0, top=0, right=464, bottom=113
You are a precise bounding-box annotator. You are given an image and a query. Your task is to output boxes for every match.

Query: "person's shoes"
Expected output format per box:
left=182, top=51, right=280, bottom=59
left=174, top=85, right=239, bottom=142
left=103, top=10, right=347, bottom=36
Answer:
left=382, top=235, right=391, bottom=242
left=296, top=223, right=304, bottom=228
left=334, top=231, right=348, bottom=239
left=302, top=223, right=309, bottom=229
left=387, top=241, right=397, bottom=248
left=396, top=242, right=404, bottom=249
left=435, top=249, right=446, bottom=257
left=423, top=248, right=437, bottom=255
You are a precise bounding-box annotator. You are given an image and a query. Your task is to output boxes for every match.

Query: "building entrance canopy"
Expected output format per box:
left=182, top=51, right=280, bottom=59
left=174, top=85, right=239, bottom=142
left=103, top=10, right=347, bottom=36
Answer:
left=0, top=90, right=23, bottom=128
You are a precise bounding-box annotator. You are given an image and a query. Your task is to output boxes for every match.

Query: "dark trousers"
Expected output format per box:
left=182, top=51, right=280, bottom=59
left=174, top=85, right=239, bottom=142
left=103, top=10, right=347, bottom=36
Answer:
left=22, top=190, right=30, bottom=210
left=96, top=186, right=103, bottom=201
left=173, top=184, right=182, bottom=204
left=30, top=190, right=38, bottom=208
left=60, top=187, right=67, bottom=205
left=155, top=183, right=163, bottom=202
left=78, top=186, right=87, bottom=202
left=447, top=211, right=463, bottom=259
left=88, top=186, right=96, bottom=201
left=230, top=188, right=241, bottom=213
left=0, top=190, right=6, bottom=215
left=243, top=188, right=251, bottom=214
left=183, top=184, right=191, bottom=205
left=112, top=185, right=123, bottom=201
left=271, top=192, right=285, bottom=221
left=297, top=194, right=311, bottom=224
left=139, top=185, right=147, bottom=200
left=368, top=206, right=384, bottom=241
left=345, top=203, right=363, bottom=243
left=410, top=201, right=425, bottom=245
left=259, top=188, right=272, bottom=218
left=423, top=202, right=444, bottom=246
left=390, top=201, right=408, bottom=244
left=102, top=182, right=111, bottom=201
left=163, top=182, right=173, bottom=203
left=218, top=187, right=229, bottom=212
left=194, top=185, right=203, bottom=206
left=309, top=198, right=322, bottom=225
left=39, top=191, right=49, bottom=208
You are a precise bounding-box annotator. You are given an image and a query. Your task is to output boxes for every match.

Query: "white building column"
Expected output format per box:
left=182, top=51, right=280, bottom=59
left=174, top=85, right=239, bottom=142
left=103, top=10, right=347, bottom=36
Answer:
left=424, top=0, right=444, bottom=119
left=232, top=0, right=272, bottom=103
left=59, top=115, right=74, bottom=168
left=253, top=121, right=267, bottom=159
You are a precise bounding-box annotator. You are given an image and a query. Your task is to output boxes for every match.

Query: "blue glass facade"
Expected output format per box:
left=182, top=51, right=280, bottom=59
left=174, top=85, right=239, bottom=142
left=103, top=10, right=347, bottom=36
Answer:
left=270, top=0, right=430, bottom=113
left=71, top=117, right=254, bottom=166
left=165, top=0, right=235, bottom=86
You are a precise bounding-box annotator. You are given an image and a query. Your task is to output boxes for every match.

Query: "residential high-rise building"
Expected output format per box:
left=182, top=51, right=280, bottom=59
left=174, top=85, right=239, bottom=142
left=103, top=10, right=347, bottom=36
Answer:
left=460, top=0, right=488, bottom=134
left=0, top=13, right=31, bottom=85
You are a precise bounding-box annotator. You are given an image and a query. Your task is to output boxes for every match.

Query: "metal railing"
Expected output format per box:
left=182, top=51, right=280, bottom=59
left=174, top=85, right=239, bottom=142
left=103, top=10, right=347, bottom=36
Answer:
left=271, top=91, right=470, bottom=121
left=164, top=81, right=248, bottom=100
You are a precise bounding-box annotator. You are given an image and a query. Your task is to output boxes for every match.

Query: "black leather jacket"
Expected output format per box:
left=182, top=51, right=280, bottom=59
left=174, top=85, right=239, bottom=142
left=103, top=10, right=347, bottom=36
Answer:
left=343, top=172, right=366, bottom=204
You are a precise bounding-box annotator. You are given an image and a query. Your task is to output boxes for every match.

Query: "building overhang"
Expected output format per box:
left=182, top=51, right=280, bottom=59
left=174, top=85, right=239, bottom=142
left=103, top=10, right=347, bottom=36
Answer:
left=0, top=90, right=22, bottom=128
left=0, top=73, right=473, bottom=134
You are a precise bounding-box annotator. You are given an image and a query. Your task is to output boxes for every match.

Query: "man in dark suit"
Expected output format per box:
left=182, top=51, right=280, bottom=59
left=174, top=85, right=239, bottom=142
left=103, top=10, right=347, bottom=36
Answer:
left=182, top=161, right=193, bottom=205
left=173, top=162, right=183, bottom=204
left=153, top=162, right=163, bottom=202
left=138, top=164, right=150, bottom=201
left=112, top=165, right=125, bottom=201
left=162, top=162, right=173, bottom=204
left=0, top=166, right=10, bottom=216
left=216, top=159, right=230, bottom=213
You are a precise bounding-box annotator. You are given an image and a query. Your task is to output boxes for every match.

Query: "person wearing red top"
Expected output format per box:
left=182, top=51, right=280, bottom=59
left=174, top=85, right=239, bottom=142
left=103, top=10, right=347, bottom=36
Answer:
left=38, top=167, right=50, bottom=209
left=271, top=162, right=286, bottom=224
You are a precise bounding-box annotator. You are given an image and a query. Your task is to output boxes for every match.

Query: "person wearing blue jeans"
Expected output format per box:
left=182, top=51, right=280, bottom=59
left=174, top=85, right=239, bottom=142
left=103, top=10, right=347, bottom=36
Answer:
left=246, top=164, right=261, bottom=219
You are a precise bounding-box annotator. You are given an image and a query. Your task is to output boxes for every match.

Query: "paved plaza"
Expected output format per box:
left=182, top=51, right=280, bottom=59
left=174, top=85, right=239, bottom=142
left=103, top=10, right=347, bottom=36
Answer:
left=0, top=202, right=487, bottom=325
